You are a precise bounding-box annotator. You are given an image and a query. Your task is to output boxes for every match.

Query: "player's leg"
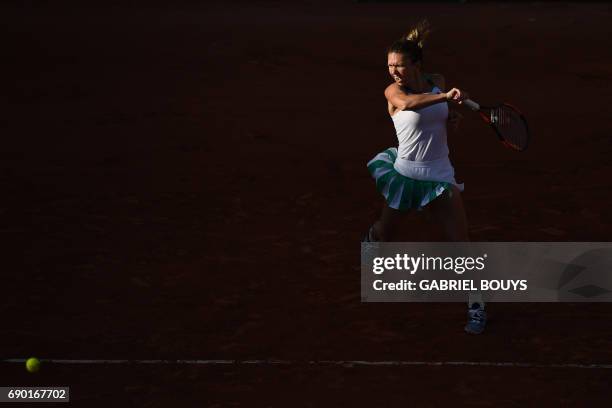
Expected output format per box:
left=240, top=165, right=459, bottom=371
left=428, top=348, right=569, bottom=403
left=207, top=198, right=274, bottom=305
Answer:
left=427, top=186, right=469, bottom=242
left=429, top=186, right=487, bottom=334
left=369, top=202, right=403, bottom=242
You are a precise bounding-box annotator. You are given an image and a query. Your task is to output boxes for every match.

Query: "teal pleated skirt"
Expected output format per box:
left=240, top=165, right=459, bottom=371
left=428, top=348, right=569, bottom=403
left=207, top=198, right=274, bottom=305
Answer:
left=367, top=148, right=453, bottom=211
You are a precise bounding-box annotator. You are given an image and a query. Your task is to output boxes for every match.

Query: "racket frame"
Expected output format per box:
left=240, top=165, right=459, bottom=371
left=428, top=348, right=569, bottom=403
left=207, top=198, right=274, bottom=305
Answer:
left=463, top=98, right=530, bottom=152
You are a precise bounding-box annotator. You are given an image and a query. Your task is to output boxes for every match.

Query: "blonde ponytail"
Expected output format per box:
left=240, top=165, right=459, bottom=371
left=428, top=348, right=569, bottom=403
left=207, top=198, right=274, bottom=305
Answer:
left=387, top=19, right=432, bottom=63
left=405, top=19, right=431, bottom=49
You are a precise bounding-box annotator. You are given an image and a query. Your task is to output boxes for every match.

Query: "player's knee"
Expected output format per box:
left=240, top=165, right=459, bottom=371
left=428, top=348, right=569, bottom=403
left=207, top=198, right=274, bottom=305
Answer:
left=373, top=222, right=393, bottom=242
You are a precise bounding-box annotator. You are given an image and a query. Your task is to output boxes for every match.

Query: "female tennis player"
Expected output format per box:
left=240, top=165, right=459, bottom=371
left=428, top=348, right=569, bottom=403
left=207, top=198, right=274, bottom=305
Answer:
left=363, top=21, right=486, bottom=334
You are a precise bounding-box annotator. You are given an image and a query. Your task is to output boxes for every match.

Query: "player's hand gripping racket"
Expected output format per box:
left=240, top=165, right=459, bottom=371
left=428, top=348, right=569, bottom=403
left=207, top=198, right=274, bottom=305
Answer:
left=463, top=99, right=530, bottom=152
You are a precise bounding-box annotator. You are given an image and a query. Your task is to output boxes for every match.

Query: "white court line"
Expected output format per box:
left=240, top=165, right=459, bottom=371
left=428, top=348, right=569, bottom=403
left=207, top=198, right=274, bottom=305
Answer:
left=2, top=359, right=612, bottom=369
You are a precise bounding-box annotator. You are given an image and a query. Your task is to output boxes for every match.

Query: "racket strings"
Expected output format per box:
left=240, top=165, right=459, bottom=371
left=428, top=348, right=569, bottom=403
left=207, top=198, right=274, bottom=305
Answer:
left=491, top=106, right=529, bottom=151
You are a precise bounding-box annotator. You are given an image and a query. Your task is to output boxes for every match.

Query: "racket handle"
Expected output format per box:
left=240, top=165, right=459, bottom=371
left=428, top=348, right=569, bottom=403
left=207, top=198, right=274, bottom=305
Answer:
left=463, top=99, right=480, bottom=111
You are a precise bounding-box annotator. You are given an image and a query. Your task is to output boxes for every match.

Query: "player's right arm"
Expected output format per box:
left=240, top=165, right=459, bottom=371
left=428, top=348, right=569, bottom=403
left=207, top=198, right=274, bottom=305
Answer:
left=384, top=83, right=465, bottom=111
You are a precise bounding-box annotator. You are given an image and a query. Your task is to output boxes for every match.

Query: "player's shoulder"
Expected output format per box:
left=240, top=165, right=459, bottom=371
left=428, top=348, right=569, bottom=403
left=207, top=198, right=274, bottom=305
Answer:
left=384, top=82, right=402, bottom=97
left=427, top=73, right=446, bottom=90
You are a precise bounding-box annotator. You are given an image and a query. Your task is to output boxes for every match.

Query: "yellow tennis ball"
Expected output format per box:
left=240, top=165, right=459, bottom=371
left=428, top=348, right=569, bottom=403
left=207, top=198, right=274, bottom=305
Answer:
left=26, top=357, right=40, bottom=373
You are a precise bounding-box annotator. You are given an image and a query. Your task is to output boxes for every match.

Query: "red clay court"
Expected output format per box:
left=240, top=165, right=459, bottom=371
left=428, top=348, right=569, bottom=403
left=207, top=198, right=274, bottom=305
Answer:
left=2, top=1, right=612, bottom=406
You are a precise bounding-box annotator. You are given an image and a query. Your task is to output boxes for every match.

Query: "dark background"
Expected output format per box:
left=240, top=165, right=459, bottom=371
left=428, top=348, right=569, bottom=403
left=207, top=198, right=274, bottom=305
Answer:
left=2, top=1, right=612, bottom=406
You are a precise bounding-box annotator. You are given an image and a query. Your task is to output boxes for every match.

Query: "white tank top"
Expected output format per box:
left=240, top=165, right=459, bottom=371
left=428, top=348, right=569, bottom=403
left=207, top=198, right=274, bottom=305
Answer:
left=391, top=85, right=449, bottom=162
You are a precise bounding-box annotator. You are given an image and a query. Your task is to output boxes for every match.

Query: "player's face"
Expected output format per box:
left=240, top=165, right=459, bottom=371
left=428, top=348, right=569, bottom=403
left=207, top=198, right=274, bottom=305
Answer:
left=387, top=52, right=418, bottom=87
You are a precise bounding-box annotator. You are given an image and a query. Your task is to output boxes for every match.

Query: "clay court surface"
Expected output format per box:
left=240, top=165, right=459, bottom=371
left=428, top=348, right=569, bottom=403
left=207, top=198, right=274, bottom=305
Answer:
left=2, top=1, right=612, bottom=406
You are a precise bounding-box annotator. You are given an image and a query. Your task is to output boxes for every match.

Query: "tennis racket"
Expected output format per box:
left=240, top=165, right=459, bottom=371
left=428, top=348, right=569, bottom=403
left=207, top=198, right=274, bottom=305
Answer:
left=463, top=99, right=530, bottom=152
